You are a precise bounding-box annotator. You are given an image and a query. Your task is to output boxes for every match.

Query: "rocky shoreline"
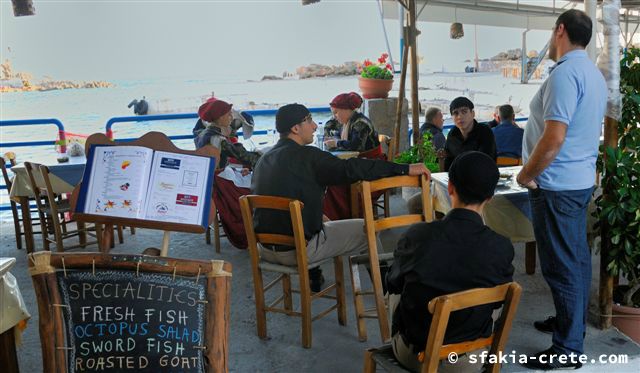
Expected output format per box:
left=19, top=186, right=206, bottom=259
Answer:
left=0, top=59, right=113, bottom=93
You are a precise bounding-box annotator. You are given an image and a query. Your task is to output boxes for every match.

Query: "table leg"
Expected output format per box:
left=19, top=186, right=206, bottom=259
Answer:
left=0, top=327, right=19, bottom=373
left=19, top=196, right=35, bottom=253
left=102, top=224, right=114, bottom=252
left=525, top=241, right=536, bottom=275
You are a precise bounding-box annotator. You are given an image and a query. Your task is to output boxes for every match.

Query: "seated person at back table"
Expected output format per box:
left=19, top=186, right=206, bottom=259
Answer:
left=419, top=107, right=446, bottom=150
left=252, top=104, right=429, bottom=291
left=323, top=92, right=381, bottom=154
left=387, top=151, right=515, bottom=372
left=492, top=104, right=524, bottom=159
left=193, top=98, right=261, bottom=173
left=442, top=97, right=497, bottom=171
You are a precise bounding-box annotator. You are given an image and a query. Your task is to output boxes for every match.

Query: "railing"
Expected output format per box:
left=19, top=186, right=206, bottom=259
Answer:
left=0, top=118, right=67, bottom=152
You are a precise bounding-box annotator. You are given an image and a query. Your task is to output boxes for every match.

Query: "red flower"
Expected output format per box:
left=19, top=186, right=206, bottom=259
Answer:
left=363, top=59, right=373, bottom=67
left=378, top=57, right=386, bottom=64
left=386, top=63, right=392, bottom=70
left=382, top=53, right=389, bottom=59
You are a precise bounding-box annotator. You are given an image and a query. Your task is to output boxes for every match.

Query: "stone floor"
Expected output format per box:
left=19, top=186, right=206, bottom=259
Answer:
left=1, top=194, right=639, bottom=372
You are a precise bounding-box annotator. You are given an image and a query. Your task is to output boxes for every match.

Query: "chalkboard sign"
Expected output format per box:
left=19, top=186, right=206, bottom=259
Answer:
left=58, top=270, right=206, bottom=372
left=28, top=252, right=231, bottom=373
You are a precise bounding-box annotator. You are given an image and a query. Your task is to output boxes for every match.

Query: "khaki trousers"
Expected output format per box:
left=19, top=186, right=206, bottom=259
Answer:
left=258, top=219, right=383, bottom=266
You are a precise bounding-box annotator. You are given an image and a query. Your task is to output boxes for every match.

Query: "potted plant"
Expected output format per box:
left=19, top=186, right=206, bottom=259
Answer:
left=594, top=47, right=640, bottom=342
left=394, top=132, right=441, bottom=199
left=358, top=53, right=394, bottom=99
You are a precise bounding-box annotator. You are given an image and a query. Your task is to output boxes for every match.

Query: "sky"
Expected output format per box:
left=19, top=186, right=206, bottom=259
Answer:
left=1, top=1, right=555, bottom=82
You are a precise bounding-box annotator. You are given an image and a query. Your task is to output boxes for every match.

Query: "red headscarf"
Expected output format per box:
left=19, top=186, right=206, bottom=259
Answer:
left=198, top=98, right=233, bottom=122
left=330, top=92, right=363, bottom=110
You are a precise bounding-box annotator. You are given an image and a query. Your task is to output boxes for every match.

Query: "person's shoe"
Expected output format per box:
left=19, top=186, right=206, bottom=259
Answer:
left=522, top=347, right=582, bottom=370
left=309, top=267, right=325, bottom=293
left=534, top=316, right=556, bottom=334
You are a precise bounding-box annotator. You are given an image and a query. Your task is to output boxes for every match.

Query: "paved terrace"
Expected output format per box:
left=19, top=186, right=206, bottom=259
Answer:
left=1, top=194, right=639, bottom=372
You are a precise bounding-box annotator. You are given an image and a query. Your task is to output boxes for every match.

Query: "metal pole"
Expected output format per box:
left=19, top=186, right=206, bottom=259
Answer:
left=409, top=0, right=420, bottom=145
left=585, top=0, right=598, bottom=61
left=399, top=2, right=405, bottom=71
left=521, top=30, right=529, bottom=84
left=377, top=0, right=396, bottom=71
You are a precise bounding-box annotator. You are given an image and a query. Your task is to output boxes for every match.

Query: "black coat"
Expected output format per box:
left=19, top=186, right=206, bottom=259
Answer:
left=251, top=138, right=408, bottom=239
left=386, top=208, right=514, bottom=350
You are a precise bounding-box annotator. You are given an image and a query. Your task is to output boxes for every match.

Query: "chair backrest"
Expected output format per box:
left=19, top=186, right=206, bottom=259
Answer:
left=0, top=156, right=13, bottom=190
left=239, top=195, right=308, bottom=268
left=23, top=162, right=46, bottom=210
left=420, top=282, right=522, bottom=373
left=38, top=165, right=61, bottom=215
left=360, top=174, right=432, bottom=236
left=496, top=156, right=522, bottom=167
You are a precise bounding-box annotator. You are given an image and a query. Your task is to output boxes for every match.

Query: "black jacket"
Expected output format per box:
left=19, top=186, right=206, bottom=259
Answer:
left=444, top=120, right=496, bottom=171
left=386, top=209, right=514, bottom=351
left=252, top=138, right=409, bottom=239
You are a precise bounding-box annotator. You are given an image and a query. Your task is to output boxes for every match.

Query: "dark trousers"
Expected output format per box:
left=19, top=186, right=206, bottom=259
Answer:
left=529, top=186, right=593, bottom=354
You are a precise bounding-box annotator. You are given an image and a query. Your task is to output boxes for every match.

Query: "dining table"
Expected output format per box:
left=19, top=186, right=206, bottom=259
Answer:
left=0, top=257, right=30, bottom=371
left=9, top=155, right=86, bottom=252
left=430, top=166, right=538, bottom=274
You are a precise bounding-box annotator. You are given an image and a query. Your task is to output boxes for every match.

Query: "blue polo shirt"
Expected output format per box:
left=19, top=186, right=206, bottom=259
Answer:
left=523, top=50, right=606, bottom=191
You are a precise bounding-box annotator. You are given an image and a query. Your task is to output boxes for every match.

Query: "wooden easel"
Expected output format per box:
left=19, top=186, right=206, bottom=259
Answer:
left=28, top=251, right=232, bottom=373
left=72, top=132, right=220, bottom=256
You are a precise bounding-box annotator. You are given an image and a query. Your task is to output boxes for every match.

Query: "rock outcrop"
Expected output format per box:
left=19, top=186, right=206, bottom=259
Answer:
left=296, top=61, right=359, bottom=79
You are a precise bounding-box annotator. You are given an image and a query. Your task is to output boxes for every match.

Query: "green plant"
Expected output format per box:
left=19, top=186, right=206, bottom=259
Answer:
left=360, top=53, right=393, bottom=80
left=394, top=132, right=440, bottom=172
left=594, top=47, right=640, bottom=307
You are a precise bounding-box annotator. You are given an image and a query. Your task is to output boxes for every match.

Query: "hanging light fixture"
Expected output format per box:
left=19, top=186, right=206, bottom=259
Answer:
left=450, top=8, right=464, bottom=39
left=11, top=0, right=35, bottom=16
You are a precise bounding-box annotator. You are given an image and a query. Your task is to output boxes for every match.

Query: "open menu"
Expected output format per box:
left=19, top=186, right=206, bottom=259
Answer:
left=76, top=145, right=215, bottom=227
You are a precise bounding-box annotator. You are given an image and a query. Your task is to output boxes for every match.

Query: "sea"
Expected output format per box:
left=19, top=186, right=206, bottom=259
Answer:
left=0, top=71, right=544, bottom=220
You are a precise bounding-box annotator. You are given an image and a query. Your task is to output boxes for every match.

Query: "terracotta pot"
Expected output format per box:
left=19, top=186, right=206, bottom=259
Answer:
left=358, top=77, right=393, bottom=99
left=612, top=303, right=640, bottom=344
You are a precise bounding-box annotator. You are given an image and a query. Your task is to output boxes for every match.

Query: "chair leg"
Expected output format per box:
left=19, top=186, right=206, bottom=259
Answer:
left=116, top=225, right=124, bottom=244
left=363, top=349, right=377, bottom=373
left=40, top=212, right=50, bottom=251
left=130, top=226, right=136, bottom=235
left=349, top=256, right=368, bottom=342
left=51, top=213, right=66, bottom=252
left=383, top=190, right=391, bottom=218
left=299, top=268, right=313, bottom=348
left=253, top=268, right=268, bottom=340
left=205, top=226, right=212, bottom=245
left=369, top=257, right=391, bottom=343
left=333, top=256, right=347, bottom=326
left=10, top=202, right=22, bottom=250
left=213, top=212, right=221, bottom=253
left=282, top=274, right=293, bottom=312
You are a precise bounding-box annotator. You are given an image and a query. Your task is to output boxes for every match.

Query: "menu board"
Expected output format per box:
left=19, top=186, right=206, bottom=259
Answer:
left=76, top=145, right=215, bottom=228
left=57, top=270, right=206, bottom=372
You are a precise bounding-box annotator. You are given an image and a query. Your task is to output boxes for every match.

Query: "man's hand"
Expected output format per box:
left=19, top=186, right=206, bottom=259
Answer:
left=408, top=163, right=431, bottom=179
left=516, top=171, right=538, bottom=190
left=324, top=139, right=337, bottom=149
left=240, top=168, right=251, bottom=176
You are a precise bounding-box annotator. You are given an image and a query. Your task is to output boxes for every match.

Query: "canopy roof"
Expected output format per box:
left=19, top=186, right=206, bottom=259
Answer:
left=381, top=0, right=640, bottom=30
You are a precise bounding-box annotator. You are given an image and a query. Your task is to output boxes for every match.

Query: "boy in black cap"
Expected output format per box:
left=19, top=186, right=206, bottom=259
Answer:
left=442, top=96, right=497, bottom=171
left=252, top=103, right=429, bottom=292
left=386, top=151, right=514, bottom=371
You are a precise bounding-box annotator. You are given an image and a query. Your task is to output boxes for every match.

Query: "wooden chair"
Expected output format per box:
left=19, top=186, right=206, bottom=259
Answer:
left=350, top=174, right=433, bottom=342
left=25, top=162, right=101, bottom=252
left=496, top=156, right=522, bottom=167
left=239, top=195, right=347, bottom=348
left=1, top=155, right=42, bottom=250
left=364, top=282, right=522, bottom=373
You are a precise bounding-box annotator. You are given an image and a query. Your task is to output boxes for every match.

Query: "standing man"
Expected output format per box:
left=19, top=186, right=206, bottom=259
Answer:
left=252, top=103, right=429, bottom=291
left=516, top=9, right=606, bottom=370
left=419, top=107, right=446, bottom=150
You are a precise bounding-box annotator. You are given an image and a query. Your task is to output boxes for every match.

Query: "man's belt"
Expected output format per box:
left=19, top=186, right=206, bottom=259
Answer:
left=263, top=244, right=295, bottom=252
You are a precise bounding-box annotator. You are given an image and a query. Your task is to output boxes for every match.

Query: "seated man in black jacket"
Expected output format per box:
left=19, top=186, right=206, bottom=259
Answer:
left=386, top=151, right=514, bottom=372
left=252, top=103, right=429, bottom=291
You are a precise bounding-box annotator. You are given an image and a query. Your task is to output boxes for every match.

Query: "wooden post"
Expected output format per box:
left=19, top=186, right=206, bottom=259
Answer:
left=393, top=28, right=410, bottom=156
left=599, top=116, right=618, bottom=329
left=408, top=0, right=421, bottom=145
